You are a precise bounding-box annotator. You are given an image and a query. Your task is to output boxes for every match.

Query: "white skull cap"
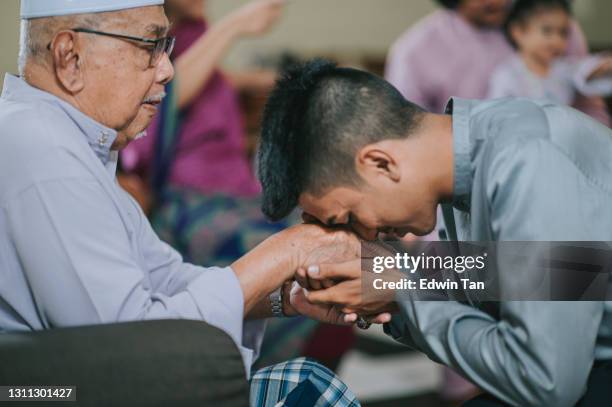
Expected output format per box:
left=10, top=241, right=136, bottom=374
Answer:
left=21, top=0, right=164, bottom=19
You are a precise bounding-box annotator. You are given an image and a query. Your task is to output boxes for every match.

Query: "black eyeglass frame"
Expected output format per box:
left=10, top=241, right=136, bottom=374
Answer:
left=47, top=28, right=175, bottom=67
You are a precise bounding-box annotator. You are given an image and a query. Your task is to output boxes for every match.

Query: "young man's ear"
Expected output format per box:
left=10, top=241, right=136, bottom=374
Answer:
left=50, top=31, right=85, bottom=93
left=355, top=144, right=401, bottom=182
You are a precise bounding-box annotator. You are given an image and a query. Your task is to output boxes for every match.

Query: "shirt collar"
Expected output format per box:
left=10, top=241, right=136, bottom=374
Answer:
left=1, top=74, right=118, bottom=166
left=445, top=97, right=472, bottom=211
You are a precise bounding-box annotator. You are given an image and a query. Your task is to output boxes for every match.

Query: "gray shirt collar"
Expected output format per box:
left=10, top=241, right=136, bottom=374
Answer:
left=445, top=97, right=472, bottom=211
left=1, top=74, right=118, bottom=165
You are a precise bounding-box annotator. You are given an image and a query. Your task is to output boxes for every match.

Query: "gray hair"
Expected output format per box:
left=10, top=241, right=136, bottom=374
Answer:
left=18, top=14, right=100, bottom=76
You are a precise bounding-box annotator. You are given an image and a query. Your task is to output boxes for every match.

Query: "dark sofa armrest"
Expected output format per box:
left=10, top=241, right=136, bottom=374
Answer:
left=0, top=320, right=249, bottom=407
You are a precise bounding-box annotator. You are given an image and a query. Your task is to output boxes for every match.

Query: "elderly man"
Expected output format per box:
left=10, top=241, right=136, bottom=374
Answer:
left=0, top=1, right=375, bottom=405
left=258, top=59, right=612, bottom=406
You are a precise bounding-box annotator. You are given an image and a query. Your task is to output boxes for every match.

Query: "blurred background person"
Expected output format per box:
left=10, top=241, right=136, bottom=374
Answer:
left=121, top=0, right=284, bottom=267
left=385, top=0, right=610, bottom=126
left=488, top=0, right=612, bottom=102
left=120, top=0, right=356, bottom=373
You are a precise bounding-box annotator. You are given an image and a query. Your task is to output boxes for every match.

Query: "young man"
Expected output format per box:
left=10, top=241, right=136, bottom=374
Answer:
left=257, top=59, right=612, bottom=406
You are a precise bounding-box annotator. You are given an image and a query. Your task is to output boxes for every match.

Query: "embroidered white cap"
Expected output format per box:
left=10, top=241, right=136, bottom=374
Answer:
left=21, top=0, right=164, bottom=19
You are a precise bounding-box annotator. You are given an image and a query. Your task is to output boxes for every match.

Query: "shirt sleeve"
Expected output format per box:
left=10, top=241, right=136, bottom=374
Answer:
left=124, top=188, right=266, bottom=368
left=385, top=139, right=604, bottom=406
left=6, top=175, right=262, bottom=375
left=570, top=56, right=612, bottom=97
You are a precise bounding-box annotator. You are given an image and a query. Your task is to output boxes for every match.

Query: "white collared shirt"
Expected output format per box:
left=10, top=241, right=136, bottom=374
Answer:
left=0, top=74, right=263, bottom=375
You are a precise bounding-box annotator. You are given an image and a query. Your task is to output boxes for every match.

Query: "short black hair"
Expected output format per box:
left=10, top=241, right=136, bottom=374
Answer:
left=257, top=59, right=424, bottom=221
left=504, top=0, right=572, bottom=48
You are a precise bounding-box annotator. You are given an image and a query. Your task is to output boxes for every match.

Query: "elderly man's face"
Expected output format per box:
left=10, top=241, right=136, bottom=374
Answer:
left=79, top=6, right=174, bottom=134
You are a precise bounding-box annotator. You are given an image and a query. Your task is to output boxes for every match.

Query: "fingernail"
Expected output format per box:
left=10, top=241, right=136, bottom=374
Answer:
left=307, top=265, right=319, bottom=276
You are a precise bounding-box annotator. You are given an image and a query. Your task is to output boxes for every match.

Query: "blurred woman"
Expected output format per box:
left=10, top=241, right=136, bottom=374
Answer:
left=122, top=0, right=285, bottom=266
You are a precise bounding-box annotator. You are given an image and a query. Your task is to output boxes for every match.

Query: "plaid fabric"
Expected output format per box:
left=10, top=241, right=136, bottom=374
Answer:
left=254, top=317, right=319, bottom=369
left=250, top=358, right=360, bottom=407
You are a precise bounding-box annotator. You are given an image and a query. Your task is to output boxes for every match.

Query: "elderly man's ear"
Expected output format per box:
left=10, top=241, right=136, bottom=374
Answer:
left=50, top=31, right=85, bottom=93
left=355, top=144, right=401, bottom=184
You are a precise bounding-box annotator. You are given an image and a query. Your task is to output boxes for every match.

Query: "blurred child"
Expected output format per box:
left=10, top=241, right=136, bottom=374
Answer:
left=488, top=0, right=612, bottom=103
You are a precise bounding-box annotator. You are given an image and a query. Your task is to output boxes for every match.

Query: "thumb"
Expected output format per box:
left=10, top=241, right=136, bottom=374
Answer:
left=306, top=259, right=361, bottom=281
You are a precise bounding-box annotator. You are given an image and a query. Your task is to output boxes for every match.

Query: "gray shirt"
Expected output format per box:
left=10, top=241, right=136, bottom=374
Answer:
left=386, top=97, right=612, bottom=406
left=0, top=75, right=264, bottom=376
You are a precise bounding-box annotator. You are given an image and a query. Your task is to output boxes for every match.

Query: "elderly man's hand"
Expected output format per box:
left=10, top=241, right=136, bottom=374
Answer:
left=232, top=222, right=360, bottom=313
left=285, top=280, right=392, bottom=325
left=282, top=281, right=349, bottom=325
left=297, top=259, right=399, bottom=319
left=295, top=225, right=360, bottom=269
left=287, top=224, right=397, bottom=324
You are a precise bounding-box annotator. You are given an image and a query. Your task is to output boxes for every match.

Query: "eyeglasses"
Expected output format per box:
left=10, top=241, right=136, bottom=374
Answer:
left=47, top=28, right=175, bottom=68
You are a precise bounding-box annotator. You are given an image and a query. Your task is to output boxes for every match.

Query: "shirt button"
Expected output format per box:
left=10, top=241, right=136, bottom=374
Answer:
left=98, top=131, right=109, bottom=146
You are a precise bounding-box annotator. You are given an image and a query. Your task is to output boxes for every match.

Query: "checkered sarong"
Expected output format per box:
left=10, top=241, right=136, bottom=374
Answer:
left=250, top=357, right=360, bottom=407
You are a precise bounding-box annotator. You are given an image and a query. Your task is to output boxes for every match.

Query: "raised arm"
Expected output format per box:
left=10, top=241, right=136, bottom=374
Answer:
left=174, top=0, right=284, bottom=109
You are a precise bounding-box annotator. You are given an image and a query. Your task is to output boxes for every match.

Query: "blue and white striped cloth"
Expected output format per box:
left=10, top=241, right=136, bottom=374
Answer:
left=250, top=358, right=360, bottom=407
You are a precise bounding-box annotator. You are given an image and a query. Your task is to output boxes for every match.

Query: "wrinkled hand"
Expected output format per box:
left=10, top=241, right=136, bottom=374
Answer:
left=287, top=280, right=392, bottom=325
left=297, top=259, right=399, bottom=320
left=230, top=0, right=285, bottom=37
left=285, top=223, right=395, bottom=324
left=299, top=227, right=360, bottom=269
